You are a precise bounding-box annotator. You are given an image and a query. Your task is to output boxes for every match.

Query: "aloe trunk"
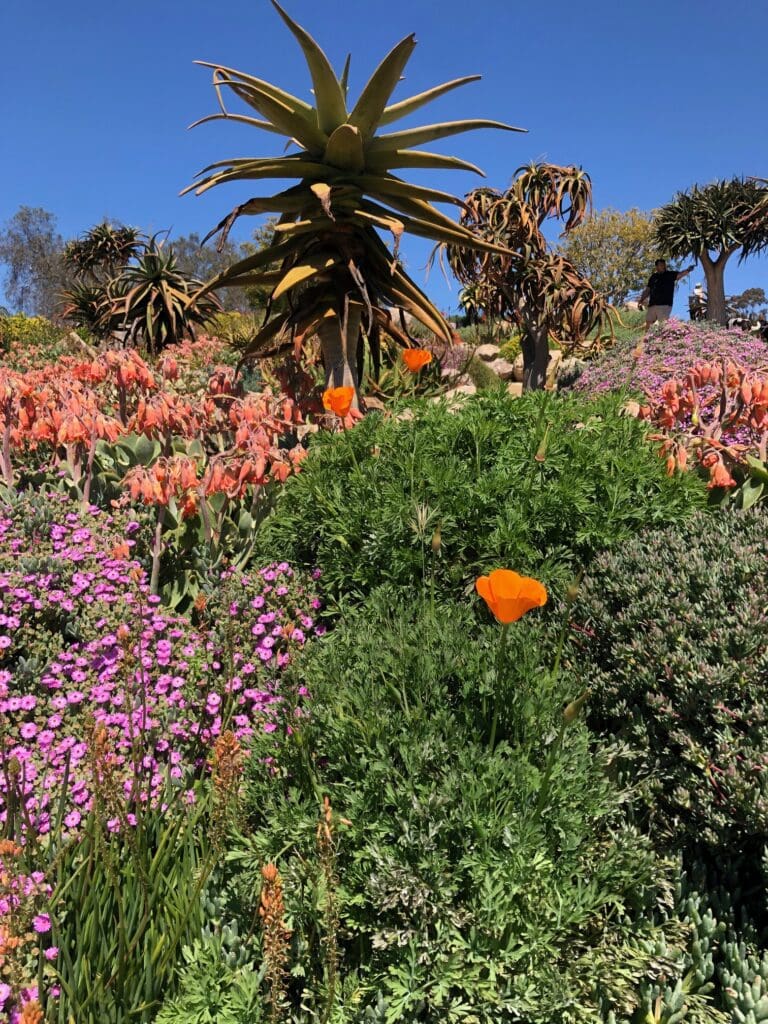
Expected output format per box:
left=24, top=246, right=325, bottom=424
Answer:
left=700, top=251, right=729, bottom=326
left=317, top=305, right=364, bottom=407
left=521, top=326, right=549, bottom=391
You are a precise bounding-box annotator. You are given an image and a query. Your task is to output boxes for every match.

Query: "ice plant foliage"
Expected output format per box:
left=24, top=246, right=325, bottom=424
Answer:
left=0, top=499, right=323, bottom=847
left=573, top=320, right=768, bottom=492
left=475, top=569, right=548, bottom=624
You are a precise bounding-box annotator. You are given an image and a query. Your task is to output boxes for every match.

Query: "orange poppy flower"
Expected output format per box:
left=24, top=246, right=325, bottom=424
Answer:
left=322, top=386, right=355, bottom=417
left=475, top=569, right=547, bottom=624
left=402, top=349, right=433, bottom=372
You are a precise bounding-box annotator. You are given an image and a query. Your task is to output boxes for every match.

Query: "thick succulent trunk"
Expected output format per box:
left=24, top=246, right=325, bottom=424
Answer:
left=700, top=251, right=730, bottom=326
left=317, top=306, right=363, bottom=408
left=520, top=326, right=549, bottom=391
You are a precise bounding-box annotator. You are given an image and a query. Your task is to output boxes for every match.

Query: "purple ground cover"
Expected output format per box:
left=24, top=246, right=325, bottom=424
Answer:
left=573, top=320, right=768, bottom=398
left=0, top=497, right=324, bottom=844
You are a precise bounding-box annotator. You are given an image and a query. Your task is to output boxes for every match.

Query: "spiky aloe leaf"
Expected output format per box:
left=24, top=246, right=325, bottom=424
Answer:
left=369, top=118, right=523, bottom=153
left=194, top=60, right=315, bottom=119
left=272, top=256, right=340, bottom=299
left=270, top=0, right=347, bottom=134
left=324, top=124, right=365, bottom=172
left=380, top=75, right=481, bottom=126
left=349, top=34, right=416, bottom=137
left=365, top=148, right=486, bottom=175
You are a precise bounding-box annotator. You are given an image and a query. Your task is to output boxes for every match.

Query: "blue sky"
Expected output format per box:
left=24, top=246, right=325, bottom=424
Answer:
left=1, top=0, right=766, bottom=317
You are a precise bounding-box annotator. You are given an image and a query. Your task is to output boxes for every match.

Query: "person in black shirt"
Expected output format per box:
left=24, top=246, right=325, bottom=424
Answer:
left=638, top=259, right=694, bottom=333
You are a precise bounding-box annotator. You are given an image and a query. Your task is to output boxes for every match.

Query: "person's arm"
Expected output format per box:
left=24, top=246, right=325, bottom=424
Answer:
left=676, top=265, right=695, bottom=280
left=638, top=283, right=650, bottom=309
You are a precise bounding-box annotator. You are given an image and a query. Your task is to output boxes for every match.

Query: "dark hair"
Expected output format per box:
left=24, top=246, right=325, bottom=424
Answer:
left=655, top=258, right=666, bottom=265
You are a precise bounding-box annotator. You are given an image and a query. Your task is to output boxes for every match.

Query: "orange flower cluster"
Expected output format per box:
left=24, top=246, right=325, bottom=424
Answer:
left=476, top=569, right=548, bottom=624
left=0, top=344, right=306, bottom=508
left=642, top=356, right=768, bottom=490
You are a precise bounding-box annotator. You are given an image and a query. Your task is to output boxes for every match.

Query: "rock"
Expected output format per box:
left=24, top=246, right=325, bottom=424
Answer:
left=487, top=358, right=517, bottom=380
left=512, top=354, right=525, bottom=382
left=475, top=343, right=501, bottom=362
left=620, top=400, right=641, bottom=418
left=545, top=350, right=562, bottom=390
left=441, top=383, right=477, bottom=401
left=556, top=356, right=587, bottom=390
left=363, top=396, right=386, bottom=412
left=506, top=382, right=523, bottom=398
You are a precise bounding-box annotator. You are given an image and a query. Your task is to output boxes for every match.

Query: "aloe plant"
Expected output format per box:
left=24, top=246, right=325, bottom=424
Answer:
left=105, top=237, right=221, bottom=354
left=185, top=0, right=522, bottom=405
left=447, top=163, right=615, bottom=390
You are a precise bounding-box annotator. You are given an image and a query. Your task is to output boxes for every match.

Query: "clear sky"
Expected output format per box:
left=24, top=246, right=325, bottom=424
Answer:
left=1, top=0, right=766, bottom=318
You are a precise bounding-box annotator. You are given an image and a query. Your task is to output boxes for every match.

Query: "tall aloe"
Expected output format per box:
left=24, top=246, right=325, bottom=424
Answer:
left=185, top=0, right=522, bottom=404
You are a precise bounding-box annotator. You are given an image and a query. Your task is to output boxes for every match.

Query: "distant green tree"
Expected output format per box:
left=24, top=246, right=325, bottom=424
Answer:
left=558, top=207, right=656, bottom=306
left=654, top=178, right=768, bottom=325
left=0, top=206, right=68, bottom=317
left=729, top=286, right=767, bottom=316
left=170, top=232, right=250, bottom=311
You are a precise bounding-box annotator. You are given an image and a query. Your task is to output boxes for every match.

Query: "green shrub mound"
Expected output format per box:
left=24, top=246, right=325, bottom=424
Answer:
left=257, top=391, right=706, bottom=604
left=571, top=506, right=768, bottom=852
left=235, top=598, right=687, bottom=1024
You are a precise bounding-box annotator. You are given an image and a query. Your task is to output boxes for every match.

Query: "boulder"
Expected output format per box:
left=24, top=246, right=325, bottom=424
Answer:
left=556, top=356, right=588, bottom=390
left=487, top=358, right=517, bottom=380
left=475, top=343, right=501, bottom=362
left=506, top=382, right=523, bottom=398
left=545, top=350, right=562, bottom=390
left=512, top=354, right=525, bottom=382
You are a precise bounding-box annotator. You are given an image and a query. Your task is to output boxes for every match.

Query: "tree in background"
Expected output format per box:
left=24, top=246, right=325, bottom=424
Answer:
left=170, top=231, right=251, bottom=311
left=557, top=207, right=656, bottom=306
left=447, top=163, right=614, bottom=390
left=61, top=222, right=142, bottom=333
left=654, top=178, right=768, bottom=325
left=0, top=206, right=68, bottom=317
left=729, top=286, right=767, bottom=318
left=64, top=222, right=142, bottom=282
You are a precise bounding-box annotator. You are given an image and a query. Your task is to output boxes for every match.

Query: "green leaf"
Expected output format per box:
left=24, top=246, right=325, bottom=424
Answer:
left=348, top=34, right=416, bottom=137
left=270, top=0, right=347, bottom=134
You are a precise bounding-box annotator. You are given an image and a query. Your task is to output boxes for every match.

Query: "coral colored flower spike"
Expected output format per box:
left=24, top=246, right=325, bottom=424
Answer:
left=322, top=386, right=355, bottom=418
left=475, top=569, right=547, bottom=624
left=402, top=349, right=433, bottom=373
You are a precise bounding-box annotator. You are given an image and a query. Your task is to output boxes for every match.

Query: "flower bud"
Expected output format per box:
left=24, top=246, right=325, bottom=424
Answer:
left=431, top=525, right=442, bottom=554
left=563, top=690, right=590, bottom=724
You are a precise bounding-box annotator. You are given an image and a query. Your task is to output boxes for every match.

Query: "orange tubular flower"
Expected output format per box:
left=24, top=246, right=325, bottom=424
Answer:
left=475, top=569, right=548, bottom=624
left=402, top=348, right=433, bottom=372
left=322, top=386, right=355, bottom=418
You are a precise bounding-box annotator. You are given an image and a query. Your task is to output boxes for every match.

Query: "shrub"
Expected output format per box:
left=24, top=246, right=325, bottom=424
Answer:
left=256, top=390, right=706, bottom=603
left=236, top=597, right=681, bottom=1023
left=0, top=314, right=73, bottom=371
left=572, top=319, right=768, bottom=399
left=569, top=506, right=768, bottom=854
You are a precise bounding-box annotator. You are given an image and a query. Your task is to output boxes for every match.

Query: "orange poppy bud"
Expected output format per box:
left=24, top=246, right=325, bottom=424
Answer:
left=475, top=569, right=547, bottom=624
left=322, top=386, right=355, bottom=418
left=402, top=348, right=433, bottom=373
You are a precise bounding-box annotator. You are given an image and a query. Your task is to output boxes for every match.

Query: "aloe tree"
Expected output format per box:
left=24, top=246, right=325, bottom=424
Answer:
left=654, top=178, right=768, bottom=326
left=446, top=163, right=614, bottom=390
left=185, top=0, right=521, bottom=405
left=105, top=237, right=221, bottom=354
left=64, top=222, right=142, bottom=283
